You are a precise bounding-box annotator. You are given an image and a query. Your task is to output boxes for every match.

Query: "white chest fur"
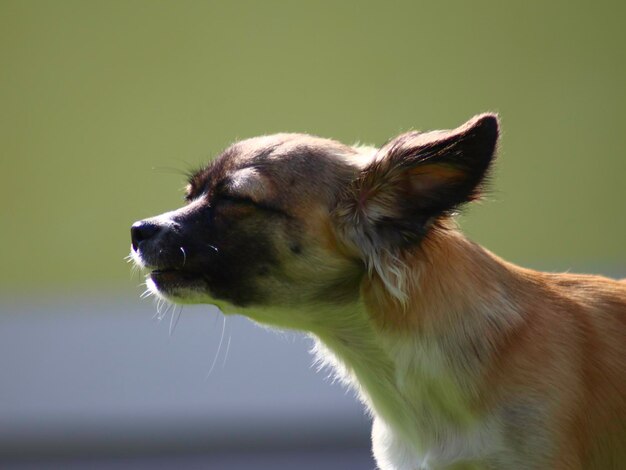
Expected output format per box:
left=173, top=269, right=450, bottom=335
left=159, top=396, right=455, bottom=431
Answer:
left=372, top=413, right=503, bottom=470
left=374, top=338, right=504, bottom=469
left=314, top=334, right=505, bottom=470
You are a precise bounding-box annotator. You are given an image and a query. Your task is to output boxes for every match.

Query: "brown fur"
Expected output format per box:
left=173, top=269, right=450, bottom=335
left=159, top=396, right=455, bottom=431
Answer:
left=359, top=223, right=626, bottom=468
left=132, top=114, right=626, bottom=469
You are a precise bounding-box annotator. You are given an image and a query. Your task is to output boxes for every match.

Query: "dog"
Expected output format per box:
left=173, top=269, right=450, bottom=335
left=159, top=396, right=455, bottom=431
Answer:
left=130, top=114, right=626, bottom=469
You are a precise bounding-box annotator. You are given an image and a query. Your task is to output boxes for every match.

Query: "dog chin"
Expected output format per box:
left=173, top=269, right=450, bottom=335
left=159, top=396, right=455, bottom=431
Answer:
left=145, top=276, right=229, bottom=309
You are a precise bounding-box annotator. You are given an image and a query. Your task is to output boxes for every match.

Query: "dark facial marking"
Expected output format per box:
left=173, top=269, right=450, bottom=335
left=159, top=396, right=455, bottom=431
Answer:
left=185, top=147, right=237, bottom=202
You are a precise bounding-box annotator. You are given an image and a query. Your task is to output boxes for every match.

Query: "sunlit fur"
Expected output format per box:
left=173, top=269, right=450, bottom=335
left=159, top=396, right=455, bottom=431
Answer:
left=132, top=115, right=626, bottom=469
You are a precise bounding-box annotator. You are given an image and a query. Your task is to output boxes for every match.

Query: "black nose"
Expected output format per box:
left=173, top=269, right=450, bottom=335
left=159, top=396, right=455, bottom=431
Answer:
left=131, top=221, right=161, bottom=251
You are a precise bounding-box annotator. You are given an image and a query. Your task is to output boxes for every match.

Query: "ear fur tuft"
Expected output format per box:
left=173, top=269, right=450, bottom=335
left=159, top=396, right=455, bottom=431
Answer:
left=333, top=113, right=499, bottom=303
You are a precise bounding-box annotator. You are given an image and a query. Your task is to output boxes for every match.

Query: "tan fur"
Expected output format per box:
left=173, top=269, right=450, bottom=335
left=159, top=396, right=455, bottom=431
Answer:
left=357, top=223, right=626, bottom=468
left=133, top=115, right=626, bottom=469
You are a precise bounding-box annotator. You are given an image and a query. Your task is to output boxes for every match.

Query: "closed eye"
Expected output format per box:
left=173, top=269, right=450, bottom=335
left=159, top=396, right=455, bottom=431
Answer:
left=217, top=192, right=291, bottom=218
left=219, top=192, right=257, bottom=206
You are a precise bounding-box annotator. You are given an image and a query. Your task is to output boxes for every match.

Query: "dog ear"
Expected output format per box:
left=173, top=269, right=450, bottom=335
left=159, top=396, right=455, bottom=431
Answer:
left=335, top=114, right=499, bottom=253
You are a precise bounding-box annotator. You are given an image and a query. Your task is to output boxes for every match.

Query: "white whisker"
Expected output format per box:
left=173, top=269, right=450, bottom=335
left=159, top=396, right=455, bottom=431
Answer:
left=169, top=306, right=183, bottom=336
left=206, top=315, right=226, bottom=379
left=158, top=302, right=173, bottom=322
left=221, top=334, right=232, bottom=368
left=140, top=288, right=153, bottom=299
left=156, top=298, right=164, bottom=316
left=127, top=256, right=142, bottom=279
left=180, top=247, right=187, bottom=266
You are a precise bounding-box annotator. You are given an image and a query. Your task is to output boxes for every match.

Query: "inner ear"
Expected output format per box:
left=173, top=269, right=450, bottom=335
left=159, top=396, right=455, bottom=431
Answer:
left=409, top=164, right=466, bottom=189
left=407, top=163, right=469, bottom=206
left=385, top=113, right=499, bottom=217
left=334, top=113, right=499, bottom=251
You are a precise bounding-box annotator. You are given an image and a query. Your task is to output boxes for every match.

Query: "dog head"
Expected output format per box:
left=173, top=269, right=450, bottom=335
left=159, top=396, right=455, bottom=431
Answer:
left=130, top=114, right=498, bottom=326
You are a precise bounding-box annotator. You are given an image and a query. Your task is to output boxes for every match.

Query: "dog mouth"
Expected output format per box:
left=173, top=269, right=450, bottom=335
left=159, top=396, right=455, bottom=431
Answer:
left=150, top=267, right=203, bottom=280
left=151, top=267, right=180, bottom=275
left=148, top=267, right=207, bottom=294
left=129, top=244, right=209, bottom=296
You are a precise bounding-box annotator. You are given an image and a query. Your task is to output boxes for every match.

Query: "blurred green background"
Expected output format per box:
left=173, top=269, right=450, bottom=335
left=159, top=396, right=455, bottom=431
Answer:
left=1, top=0, right=625, bottom=296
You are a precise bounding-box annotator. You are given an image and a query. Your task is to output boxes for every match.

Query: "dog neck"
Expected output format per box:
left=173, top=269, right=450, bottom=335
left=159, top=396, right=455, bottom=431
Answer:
left=366, top=225, right=525, bottom=335
left=310, top=225, right=528, bottom=452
